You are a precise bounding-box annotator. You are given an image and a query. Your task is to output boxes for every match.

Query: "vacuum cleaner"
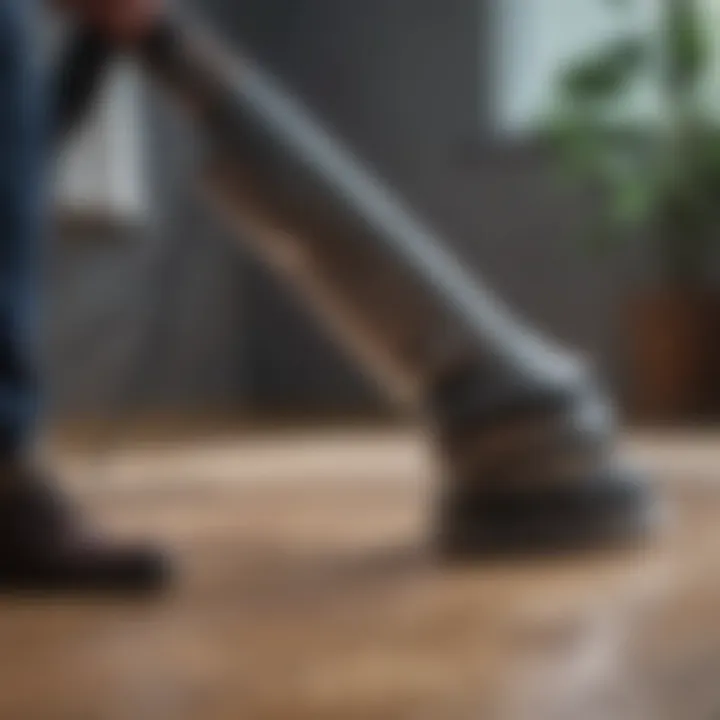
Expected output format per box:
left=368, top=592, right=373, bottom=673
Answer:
left=57, top=11, right=655, bottom=557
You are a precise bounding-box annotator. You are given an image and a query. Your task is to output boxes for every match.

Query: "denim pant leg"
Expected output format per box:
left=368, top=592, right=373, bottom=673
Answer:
left=0, top=0, right=45, bottom=455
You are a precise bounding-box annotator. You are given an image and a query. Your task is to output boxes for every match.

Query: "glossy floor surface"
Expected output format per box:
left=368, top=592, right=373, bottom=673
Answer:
left=1, top=429, right=719, bottom=719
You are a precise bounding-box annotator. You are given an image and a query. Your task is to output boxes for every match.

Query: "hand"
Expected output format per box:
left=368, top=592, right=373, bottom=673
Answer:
left=54, top=0, right=164, bottom=43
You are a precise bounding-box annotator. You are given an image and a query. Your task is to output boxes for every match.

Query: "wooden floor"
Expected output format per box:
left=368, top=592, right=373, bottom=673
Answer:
left=3, top=429, right=720, bottom=719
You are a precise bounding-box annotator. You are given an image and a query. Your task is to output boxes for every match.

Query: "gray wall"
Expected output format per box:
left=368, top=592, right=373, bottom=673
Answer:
left=216, top=0, right=630, bottom=410
left=46, top=91, right=247, bottom=418
left=48, top=0, right=631, bottom=419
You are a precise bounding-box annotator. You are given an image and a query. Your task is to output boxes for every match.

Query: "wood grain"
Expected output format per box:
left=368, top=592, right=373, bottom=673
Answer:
left=1, top=430, right=718, bottom=719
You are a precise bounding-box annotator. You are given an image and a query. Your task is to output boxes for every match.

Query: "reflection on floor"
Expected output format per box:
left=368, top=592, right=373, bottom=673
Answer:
left=1, top=429, right=719, bottom=719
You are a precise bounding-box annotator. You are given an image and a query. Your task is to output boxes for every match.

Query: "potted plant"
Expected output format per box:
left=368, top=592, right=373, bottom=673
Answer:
left=546, top=0, right=720, bottom=423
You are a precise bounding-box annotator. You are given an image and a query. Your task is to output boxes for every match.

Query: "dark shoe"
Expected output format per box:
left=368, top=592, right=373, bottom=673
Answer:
left=429, top=367, right=658, bottom=558
left=0, top=463, right=170, bottom=594
left=436, top=463, right=654, bottom=559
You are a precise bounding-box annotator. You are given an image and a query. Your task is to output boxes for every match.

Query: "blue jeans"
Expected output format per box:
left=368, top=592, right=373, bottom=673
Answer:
left=0, top=0, right=45, bottom=455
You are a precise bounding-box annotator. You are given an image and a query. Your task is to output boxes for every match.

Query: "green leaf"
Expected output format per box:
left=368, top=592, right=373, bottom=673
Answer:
left=583, top=223, right=620, bottom=256
left=608, top=172, right=657, bottom=229
left=558, top=37, right=646, bottom=102
left=541, top=0, right=720, bottom=277
left=665, top=0, right=709, bottom=93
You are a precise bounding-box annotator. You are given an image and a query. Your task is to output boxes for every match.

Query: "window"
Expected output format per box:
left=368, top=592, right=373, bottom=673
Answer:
left=490, top=0, right=720, bottom=135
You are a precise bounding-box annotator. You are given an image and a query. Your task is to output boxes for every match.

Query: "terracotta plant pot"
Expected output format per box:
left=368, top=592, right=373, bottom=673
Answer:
left=624, top=289, right=718, bottom=425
